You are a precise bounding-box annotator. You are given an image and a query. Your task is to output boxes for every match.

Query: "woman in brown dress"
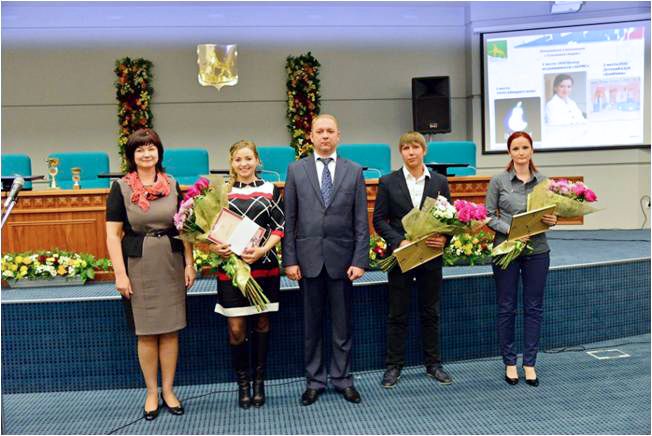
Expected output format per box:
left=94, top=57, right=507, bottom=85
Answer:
left=106, top=129, right=195, bottom=420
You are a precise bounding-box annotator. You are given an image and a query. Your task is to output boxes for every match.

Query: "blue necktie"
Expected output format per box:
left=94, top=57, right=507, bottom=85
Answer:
left=318, top=157, right=334, bottom=206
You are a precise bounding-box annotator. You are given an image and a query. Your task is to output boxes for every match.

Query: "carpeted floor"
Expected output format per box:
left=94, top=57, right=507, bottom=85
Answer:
left=2, top=334, right=649, bottom=435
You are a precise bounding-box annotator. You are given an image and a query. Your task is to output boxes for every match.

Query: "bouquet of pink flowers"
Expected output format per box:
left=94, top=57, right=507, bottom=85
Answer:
left=493, top=178, right=600, bottom=269
left=453, top=200, right=490, bottom=228
left=528, top=178, right=598, bottom=217
left=377, top=195, right=489, bottom=271
left=174, top=177, right=216, bottom=238
left=174, top=176, right=269, bottom=311
left=402, top=196, right=488, bottom=241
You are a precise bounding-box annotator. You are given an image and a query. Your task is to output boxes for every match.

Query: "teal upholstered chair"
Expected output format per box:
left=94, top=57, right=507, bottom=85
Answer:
left=1, top=154, right=33, bottom=190
left=163, top=148, right=210, bottom=186
left=48, top=151, right=110, bottom=189
left=425, top=141, right=477, bottom=176
left=257, top=146, right=295, bottom=182
left=338, top=143, right=391, bottom=179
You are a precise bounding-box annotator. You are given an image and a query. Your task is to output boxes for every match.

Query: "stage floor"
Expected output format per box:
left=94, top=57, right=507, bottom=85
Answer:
left=2, top=333, right=649, bottom=435
left=1, top=230, right=650, bottom=434
left=1, top=229, right=649, bottom=302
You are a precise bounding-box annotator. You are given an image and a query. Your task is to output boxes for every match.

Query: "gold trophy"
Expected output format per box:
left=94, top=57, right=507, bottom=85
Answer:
left=47, top=157, right=60, bottom=190
left=71, top=167, right=81, bottom=190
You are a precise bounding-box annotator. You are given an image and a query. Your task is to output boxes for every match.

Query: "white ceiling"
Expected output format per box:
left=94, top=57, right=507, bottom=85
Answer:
left=2, top=1, right=648, bottom=48
left=1, top=1, right=471, bottom=48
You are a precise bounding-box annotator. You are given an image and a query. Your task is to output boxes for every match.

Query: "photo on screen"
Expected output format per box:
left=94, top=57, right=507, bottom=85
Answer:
left=494, top=97, right=541, bottom=144
left=543, top=72, right=587, bottom=126
left=589, top=77, right=641, bottom=116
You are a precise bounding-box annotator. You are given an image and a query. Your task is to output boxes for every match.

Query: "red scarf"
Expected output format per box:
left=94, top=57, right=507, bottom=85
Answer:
left=123, top=172, right=171, bottom=212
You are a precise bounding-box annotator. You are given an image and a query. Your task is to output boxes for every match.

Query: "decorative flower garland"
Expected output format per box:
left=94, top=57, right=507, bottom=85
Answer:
left=114, top=57, right=154, bottom=170
left=286, top=52, right=321, bottom=159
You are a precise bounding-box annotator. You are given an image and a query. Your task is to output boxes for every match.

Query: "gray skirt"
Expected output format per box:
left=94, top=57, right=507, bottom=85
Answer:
left=125, top=236, right=187, bottom=336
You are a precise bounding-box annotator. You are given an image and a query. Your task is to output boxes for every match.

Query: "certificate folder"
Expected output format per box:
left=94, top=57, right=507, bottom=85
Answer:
left=507, top=205, right=556, bottom=241
left=207, top=208, right=265, bottom=256
left=392, top=232, right=443, bottom=273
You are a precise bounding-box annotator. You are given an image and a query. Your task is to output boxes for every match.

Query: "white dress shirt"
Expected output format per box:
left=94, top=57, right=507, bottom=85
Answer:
left=545, top=94, right=586, bottom=125
left=402, top=165, right=431, bottom=209
left=314, top=151, right=337, bottom=186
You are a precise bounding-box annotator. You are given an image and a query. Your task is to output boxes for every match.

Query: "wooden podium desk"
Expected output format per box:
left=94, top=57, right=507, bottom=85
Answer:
left=1, top=188, right=110, bottom=258
left=1, top=176, right=582, bottom=259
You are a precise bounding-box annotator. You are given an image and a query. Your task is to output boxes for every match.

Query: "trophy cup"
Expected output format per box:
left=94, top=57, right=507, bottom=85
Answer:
left=47, top=157, right=60, bottom=190
left=71, top=167, right=81, bottom=190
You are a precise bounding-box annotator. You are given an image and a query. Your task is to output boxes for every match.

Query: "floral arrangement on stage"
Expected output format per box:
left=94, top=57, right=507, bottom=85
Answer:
left=1, top=250, right=111, bottom=284
left=493, top=179, right=599, bottom=269
left=114, top=57, right=154, bottom=170
left=444, top=231, right=494, bottom=266
left=286, top=52, right=321, bottom=159
left=375, top=196, right=489, bottom=271
left=192, top=248, right=222, bottom=275
left=369, top=234, right=390, bottom=270
left=174, top=176, right=269, bottom=311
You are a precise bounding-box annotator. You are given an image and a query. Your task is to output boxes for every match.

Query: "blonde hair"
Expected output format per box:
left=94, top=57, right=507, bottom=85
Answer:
left=398, top=131, right=427, bottom=152
left=311, top=114, right=339, bottom=131
left=226, top=140, right=260, bottom=192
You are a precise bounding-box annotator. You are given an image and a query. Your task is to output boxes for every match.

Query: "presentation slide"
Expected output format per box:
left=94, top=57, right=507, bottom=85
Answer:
left=482, top=21, right=648, bottom=153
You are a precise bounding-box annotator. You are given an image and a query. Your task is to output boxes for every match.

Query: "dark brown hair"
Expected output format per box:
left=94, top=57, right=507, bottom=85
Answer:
left=553, top=73, right=574, bottom=91
left=505, top=131, right=537, bottom=172
left=124, top=128, right=165, bottom=173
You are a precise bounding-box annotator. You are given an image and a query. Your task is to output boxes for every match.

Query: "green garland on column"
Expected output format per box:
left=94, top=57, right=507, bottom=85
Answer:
left=114, top=57, right=154, bottom=170
left=286, top=52, right=321, bottom=159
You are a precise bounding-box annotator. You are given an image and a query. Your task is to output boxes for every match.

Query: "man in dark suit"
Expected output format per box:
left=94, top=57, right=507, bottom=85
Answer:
left=283, top=114, right=369, bottom=405
left=372, top=131, right=453, bottom=388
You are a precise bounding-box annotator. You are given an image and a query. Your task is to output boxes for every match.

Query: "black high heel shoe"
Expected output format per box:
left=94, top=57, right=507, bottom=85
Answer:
left=161, top=392, right=185, bottom=415
left=143, top=406, right=159, bottom=421
left=504, top=366, right=519, bottom=385
left=523, top=366, right=539, bottom=387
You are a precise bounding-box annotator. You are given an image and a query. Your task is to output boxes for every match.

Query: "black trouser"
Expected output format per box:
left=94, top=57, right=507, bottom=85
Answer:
left=386, top=261, right=442, bottom=368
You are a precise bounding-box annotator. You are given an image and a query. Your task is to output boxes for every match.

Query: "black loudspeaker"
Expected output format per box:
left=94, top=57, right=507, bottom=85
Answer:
left=412, top=76, right=451, bottom=134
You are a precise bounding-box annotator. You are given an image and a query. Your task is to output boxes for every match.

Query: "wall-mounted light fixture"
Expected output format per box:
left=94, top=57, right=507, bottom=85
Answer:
left=550, top=1, right=584, bottom=14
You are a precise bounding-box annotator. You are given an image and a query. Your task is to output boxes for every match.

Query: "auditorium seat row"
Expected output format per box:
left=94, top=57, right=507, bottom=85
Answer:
left=1, top=142, right=476, bottom=189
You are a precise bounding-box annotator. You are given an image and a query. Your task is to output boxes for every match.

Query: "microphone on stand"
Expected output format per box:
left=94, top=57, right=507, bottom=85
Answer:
left=3, top=176, right=25, bottom=208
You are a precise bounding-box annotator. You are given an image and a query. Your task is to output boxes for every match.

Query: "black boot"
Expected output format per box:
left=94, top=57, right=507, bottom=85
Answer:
left=252, top=330, right=269, bottom=407
left=231, top=341, right=251, bottom=409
